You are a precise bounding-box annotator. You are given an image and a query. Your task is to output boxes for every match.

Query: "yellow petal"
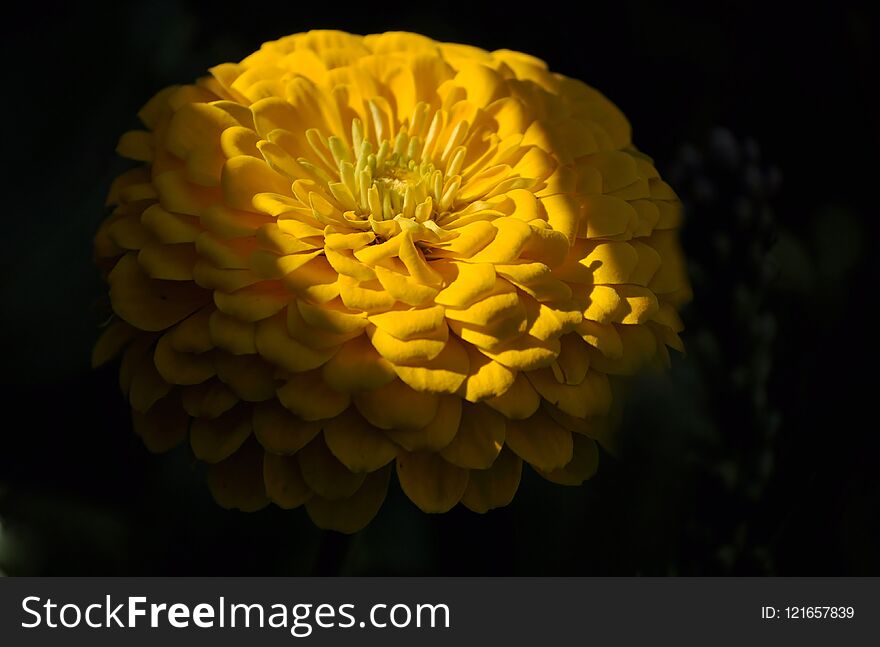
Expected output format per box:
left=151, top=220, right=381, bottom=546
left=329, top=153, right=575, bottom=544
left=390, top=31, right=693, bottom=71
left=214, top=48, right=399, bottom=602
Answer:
left=339, top=274, right=399, bottom=312
left=92, top=319, right=136, bottom=368
left=153, top=334, right=214, bottom=385
left=477, top=333, right=560, bottom=371
left=432, top=221, right=496, bottom=259
left=485, top=97, right=530, bottom=138
left=519, top=221, right=569, bottom=268
left=368, top=323, right=448, bottom=364
left=181, top=380, right=239, bottom=419
left=433, top=261, right=497, bottom=307
left=163, top=101, right=237, bottom=160
left=453, top=62, right=505, bottom=107
left=110, top=253, right=210, bottom=332
left=195, top=232, right=258, bottom=269
left=263, top=452, right=312, bottom=509
left=541, top=193, right=581, bottom=243
left=119, top=336, right=153, bottom=395
left=128, top=352, right=172, bottom=413
left=582, top=241, right=644, bottom=285
left=214, top=282, right=291, bottom=322
left=284, top=301, right=360, bottom=350
left=467, top=218, right=532, bottom=264
left=538, top=434, right=599, bottom=486
left=575, top=319, right=623, bottom=358
left=496, top=263, right=572, bottom=304
left=297, top=434, right=365, bottom=500
left=137, top=85, right=177, bottom=129
left=553, top=334, right=591, bottom=385
left=297, top=299, right=368, bottom=335
left=321, top=334, right=396, bottom=392
left=391, top=336, right=469, bottom=394
left=579, top=194, right=638, bottom=239
left=460, top=447, right=522, bottom=513
left=201, top=204, right=272, bottom=238
left=252, top=400, right=321, bottom=454
left=208, top=310, right=257, bottom=355
left=154, top=170, right=221, bottom=216
left=116, top=129, right=153, bottom=162
left=368, top=305, right=446, bottom=341
left=222, top=155, right=291, bottom=211
left=193, top=262, right=261, bottom=293
left=256, top=221, right=323, bottom=254
left=372, top=266, right=438, bottom=306
left=396, top=451, right=469, bottom=513
left=214, top=352, right=277, bottom=401
left=646, top=230, right=690, bottom=297
left=323, top=409, right=398, bottom=472
left=141, top=204, right=202, bottom=244
left=168, top=307, right=214, bottom=354
left=354, top=379, right=439, bottom=430
left=207, top=438, right=269, bottom=512
left=254, top=312, right=338, bottom=373
left=484, top=371, right=541, bottom=419
left=131, top=396, right=188, bottom=453
left=461, top=344, right=516, bottom=401
left=526, top=368, right=612, bottom=418
left=443, top=277, right=522, bottom=327
left=384, top=394, right=460, bottom=451
left=281, top=256, right=341, bottom=304
left=448, top=314, right=525, bottom=351
left=439, top=402, right=505, bottom=469
left=583, top=284, right=659, bottom=325
left=191, top=405, right=253, bottom=463
left=544, top=404, right=604, bottom=438
left=305, top=466, right=391, bottom=534
left=587, top=324, right=659, bottom=375
left=276, top=370, right=351, bottom=421
left=505, top=408, right=573, bottom=471
left=325, top=247, right=377, bottom=281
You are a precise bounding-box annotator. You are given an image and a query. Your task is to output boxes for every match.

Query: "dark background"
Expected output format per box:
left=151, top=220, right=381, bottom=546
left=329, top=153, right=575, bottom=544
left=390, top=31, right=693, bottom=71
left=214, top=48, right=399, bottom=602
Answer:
left=0, top=0, right=876, bottom=575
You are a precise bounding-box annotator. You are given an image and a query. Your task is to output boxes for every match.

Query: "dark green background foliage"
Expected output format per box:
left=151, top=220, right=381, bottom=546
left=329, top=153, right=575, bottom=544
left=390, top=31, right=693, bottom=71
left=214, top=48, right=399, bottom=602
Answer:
left=0, top=0, right=876, bottom=575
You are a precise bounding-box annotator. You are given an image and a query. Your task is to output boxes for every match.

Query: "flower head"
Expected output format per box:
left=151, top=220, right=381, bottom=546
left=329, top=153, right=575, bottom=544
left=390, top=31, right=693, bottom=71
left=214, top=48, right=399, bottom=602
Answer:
left=94, top=30, right=690, bottom=532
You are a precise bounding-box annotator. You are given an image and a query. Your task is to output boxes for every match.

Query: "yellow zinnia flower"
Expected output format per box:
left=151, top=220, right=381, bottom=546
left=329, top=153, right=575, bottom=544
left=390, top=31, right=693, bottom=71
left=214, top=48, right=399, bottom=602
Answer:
left=94, top=30, right=690, bottom=533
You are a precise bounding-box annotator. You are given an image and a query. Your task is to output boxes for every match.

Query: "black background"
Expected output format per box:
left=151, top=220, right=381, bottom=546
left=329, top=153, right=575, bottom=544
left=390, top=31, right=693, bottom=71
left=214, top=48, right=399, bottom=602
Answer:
left=0, top=0, right=876, bottom=575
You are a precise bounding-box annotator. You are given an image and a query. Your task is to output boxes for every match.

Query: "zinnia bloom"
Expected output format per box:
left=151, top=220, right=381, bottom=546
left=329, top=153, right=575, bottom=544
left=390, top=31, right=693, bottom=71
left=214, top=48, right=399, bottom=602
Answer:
left=94, top=30, right=690, bottom=532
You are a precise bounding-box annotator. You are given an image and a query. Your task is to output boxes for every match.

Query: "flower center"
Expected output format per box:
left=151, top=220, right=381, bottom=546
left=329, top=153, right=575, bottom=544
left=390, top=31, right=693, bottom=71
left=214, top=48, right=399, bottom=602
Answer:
left=306, top=102, right=468, bottom=230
